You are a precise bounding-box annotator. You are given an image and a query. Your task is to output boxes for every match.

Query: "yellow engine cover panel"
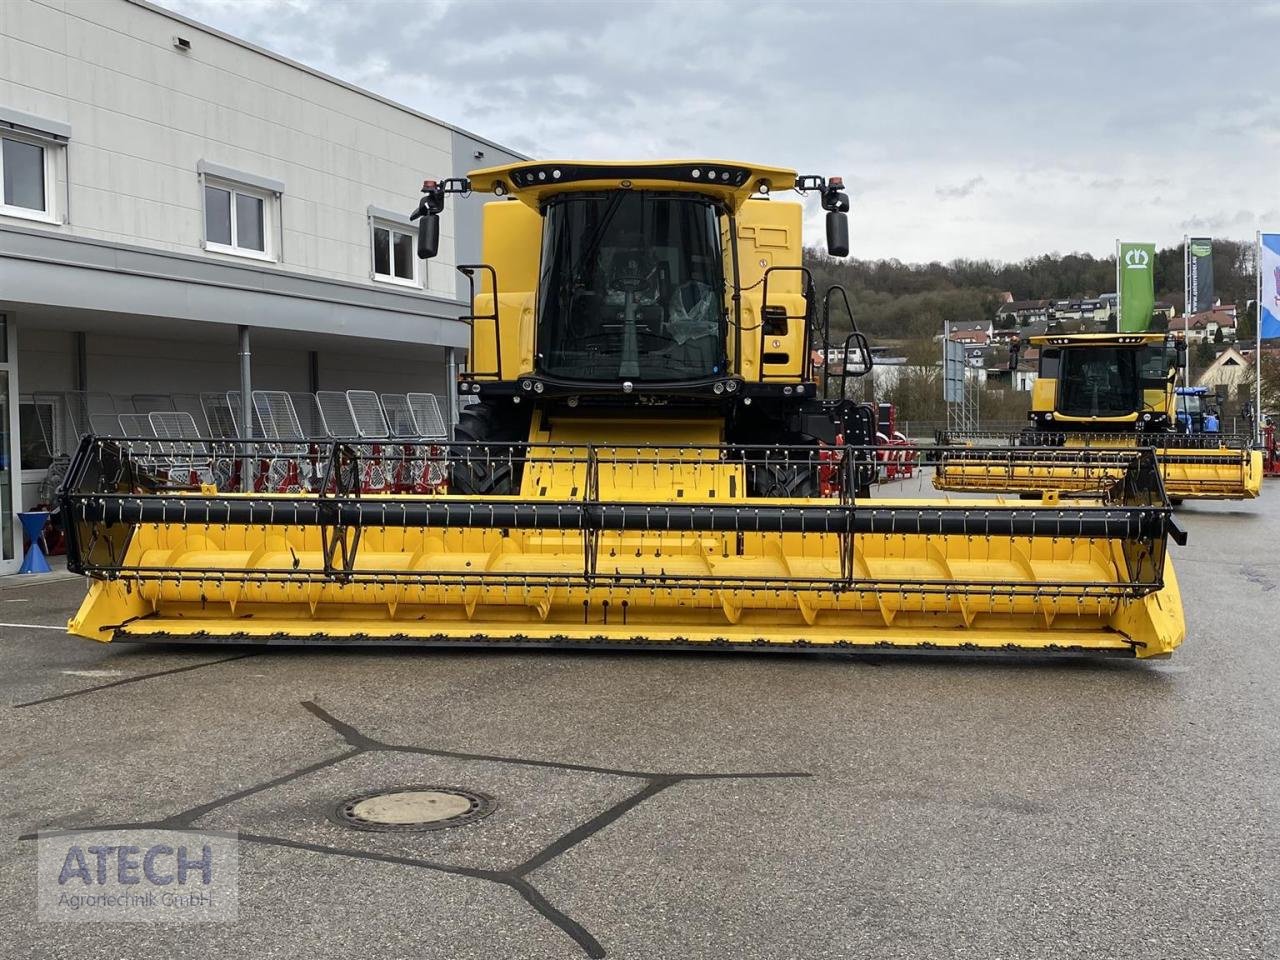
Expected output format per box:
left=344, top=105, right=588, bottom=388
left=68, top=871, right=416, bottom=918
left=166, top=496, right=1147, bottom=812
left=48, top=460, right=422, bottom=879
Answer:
left=471, top=199, right=541, bottom=382
left=735, top=197, right=805, bottom=382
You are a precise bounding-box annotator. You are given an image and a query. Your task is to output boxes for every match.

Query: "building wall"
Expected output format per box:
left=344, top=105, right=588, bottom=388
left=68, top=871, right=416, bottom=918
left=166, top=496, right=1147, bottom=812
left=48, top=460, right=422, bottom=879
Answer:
left=13, top=327, right=74, bottom=393
left=0, top=0, right=520, bottom=299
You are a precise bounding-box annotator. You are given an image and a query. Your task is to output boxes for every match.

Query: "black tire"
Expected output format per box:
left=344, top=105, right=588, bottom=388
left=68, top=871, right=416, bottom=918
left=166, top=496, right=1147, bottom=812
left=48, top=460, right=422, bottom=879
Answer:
left=449, top=402, right=528, bottom=495
left=748, top=451, right=820, bottom=498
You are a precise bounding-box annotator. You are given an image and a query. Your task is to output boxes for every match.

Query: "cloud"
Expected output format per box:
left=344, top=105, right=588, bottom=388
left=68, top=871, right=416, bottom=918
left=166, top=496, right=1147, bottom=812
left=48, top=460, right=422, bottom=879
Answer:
left=159, top=0, right=1277, bottom=262
left=1179, top=210, right=1269, bottom=232
left=936, top=176, right=985, bottom=200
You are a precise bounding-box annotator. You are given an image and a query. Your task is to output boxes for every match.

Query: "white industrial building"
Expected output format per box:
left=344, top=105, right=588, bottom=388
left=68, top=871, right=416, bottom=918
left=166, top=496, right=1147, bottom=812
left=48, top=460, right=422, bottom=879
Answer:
left=0, top=0, right=522, bottom=571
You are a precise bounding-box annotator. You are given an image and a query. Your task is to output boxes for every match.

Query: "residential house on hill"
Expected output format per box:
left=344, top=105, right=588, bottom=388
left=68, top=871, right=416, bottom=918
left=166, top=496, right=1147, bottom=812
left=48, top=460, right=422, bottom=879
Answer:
left=1182, top=305, right=1237, bottom=342
left=996, top=299, right=1049, bottom=327
left=1050, top=299, right=1107, bottom=324
left=948, top=324, right=989, bottom=347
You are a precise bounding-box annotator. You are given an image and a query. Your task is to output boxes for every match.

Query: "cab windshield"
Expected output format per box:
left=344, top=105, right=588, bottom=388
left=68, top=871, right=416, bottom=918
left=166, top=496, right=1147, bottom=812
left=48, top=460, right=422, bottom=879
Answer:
left=535, top=192, right=727, bottom=382
left=1057, top=347, right=1142, bottom=418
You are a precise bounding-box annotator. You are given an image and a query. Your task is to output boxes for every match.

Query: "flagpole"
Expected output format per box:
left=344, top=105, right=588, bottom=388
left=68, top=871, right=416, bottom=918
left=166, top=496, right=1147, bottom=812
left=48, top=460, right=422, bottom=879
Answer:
left=1257, top=230, right=1263, bottom=445
left=1183, top=235, right=1191, bottom=389
left=1115, top=238, right=1121, bottom=333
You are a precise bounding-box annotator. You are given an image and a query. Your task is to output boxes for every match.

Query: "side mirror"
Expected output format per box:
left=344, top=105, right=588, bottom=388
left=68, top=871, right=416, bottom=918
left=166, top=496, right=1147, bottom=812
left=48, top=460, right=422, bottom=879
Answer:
left=410, top=179, right=450, bottom=261
left=417, top=213, right=440, bottom=260
left=800, top=174, right=851, bottom=258
left=826, top=211, right=849, bottom=258
left=1175, top=340, right=1187, bottom=369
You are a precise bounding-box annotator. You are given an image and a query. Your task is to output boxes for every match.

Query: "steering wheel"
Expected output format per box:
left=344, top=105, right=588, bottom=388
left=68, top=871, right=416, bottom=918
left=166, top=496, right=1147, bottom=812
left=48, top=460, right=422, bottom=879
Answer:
left=607, top=251, right=658, bottom=293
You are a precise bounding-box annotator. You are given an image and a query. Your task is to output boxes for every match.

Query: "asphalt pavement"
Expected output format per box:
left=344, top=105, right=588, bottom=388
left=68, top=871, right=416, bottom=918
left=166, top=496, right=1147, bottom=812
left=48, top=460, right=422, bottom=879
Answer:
left=2, top=489, right=1277, bottom=959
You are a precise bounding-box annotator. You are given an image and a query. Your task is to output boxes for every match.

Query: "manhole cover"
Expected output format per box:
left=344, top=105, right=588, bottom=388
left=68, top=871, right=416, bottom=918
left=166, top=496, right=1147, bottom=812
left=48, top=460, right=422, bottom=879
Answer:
left=332, top=787, right=495, bottom=832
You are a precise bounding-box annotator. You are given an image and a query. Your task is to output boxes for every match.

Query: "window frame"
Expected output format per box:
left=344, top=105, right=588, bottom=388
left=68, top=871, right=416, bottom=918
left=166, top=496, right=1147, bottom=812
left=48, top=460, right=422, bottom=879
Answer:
left=369, top=218, right=422, bottom=289
left=201, top=176, right=277, bottom=262
left=0, top=130, right=58, bottom=224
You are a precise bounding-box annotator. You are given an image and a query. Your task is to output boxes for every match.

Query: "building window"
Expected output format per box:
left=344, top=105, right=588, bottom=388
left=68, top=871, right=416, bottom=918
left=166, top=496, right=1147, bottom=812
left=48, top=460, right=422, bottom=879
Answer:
left=0, top=133, right=55, bottom=221
left=19, top=398, right=55, bottom=471
left=203, top=180, right=274, bottom=260
left=371, top=221, right=419, bottom=287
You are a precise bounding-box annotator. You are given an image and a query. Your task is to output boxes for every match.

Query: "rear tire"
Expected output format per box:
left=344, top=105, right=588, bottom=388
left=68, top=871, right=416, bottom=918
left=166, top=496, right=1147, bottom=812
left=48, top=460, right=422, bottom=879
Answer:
left=749, top=460, right=819, bottom=498
left=449, top=401, right=528, bottom=495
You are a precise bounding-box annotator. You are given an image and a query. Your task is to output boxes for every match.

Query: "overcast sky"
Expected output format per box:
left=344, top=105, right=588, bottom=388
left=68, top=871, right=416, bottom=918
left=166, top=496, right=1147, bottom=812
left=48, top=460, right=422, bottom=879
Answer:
left=161, top=0, right=1280, bottom=264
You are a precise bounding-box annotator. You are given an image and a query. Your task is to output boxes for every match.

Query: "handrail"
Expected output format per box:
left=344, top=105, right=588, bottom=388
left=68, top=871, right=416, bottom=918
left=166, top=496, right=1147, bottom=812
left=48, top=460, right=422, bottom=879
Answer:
left=457, top=263, right=502, bottom=381
left=758, top=265, right=814, bottom=381
left=820, top=284, right=873, bottom=400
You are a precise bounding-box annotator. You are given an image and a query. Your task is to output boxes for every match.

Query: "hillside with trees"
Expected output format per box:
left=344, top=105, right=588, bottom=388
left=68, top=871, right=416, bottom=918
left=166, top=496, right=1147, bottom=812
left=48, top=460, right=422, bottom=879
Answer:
left=804, top=239, right=1258, bottom=343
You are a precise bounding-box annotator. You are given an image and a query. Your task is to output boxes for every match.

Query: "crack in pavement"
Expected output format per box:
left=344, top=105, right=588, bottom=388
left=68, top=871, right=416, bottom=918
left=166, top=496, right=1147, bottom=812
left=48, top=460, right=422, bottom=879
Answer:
left=11, top=653, right=258, bottom=708
left=20, top=699, right=810, bottom=957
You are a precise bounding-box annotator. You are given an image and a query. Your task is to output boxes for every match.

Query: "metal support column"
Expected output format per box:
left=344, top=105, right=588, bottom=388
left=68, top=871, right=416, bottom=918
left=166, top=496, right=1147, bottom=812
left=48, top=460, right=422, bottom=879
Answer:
left=74, top=331, right=87, bottom=392
left=238, top=325, right=253, bottom=492
left=445, top=346, right=460, bottom=433
left=308, top=350, right=320, bottom=394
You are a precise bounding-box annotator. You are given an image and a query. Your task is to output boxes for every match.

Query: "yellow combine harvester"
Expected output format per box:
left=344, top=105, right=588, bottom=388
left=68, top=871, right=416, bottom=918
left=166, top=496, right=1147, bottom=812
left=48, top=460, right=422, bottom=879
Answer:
left=935, top=332, right=1263, bottom=502
left=60, top=160, right=1186, bottom=657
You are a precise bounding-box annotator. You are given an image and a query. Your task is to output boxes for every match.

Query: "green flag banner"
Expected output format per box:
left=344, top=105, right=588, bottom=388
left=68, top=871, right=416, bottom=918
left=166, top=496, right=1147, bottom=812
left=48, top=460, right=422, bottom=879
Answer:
left=1118, top=242, right=1156, bottom=332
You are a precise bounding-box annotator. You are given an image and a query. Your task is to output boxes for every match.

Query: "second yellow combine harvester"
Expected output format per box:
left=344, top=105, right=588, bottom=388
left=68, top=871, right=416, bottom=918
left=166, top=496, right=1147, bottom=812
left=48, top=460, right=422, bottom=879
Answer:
left=935, top=332, right=1262, bottom=502
left=60, top=160, right=1186, bottom=657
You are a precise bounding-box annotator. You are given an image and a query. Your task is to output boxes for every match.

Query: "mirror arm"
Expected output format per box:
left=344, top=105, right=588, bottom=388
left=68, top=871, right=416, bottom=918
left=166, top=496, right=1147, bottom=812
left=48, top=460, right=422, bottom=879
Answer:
left=797, top=175, right=852, bottom=258
left=409, top=178, right=471, bottom=260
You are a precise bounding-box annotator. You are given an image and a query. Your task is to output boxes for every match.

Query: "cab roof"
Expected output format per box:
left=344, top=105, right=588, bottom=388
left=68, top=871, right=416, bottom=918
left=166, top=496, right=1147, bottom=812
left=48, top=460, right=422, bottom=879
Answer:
left=465, top=159, right=801, bottom=212
left=1029, top=332, right=1168, bottom=348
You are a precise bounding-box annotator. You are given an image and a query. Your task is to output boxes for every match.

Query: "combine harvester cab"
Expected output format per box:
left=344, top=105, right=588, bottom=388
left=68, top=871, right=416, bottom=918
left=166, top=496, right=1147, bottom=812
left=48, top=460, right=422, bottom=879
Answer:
left=61, top=160, right=1187, bottom=658
left=935, top=332, right=1262, bottom=501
